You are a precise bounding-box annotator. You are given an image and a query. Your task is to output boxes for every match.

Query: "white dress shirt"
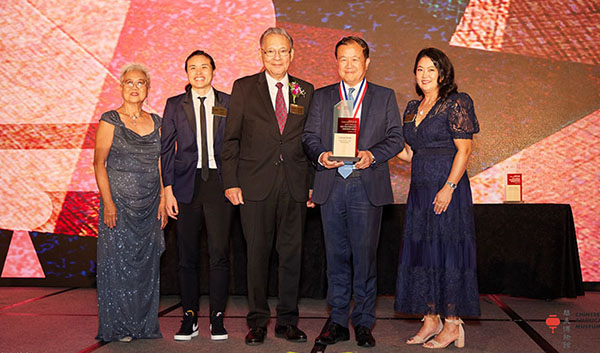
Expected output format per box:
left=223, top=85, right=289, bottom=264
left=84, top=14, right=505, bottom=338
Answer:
left=344, top=80, right=365, bottom=122
left=191, top=88, right=217, bottom=169
left=265, top=72, right=289, bottom=111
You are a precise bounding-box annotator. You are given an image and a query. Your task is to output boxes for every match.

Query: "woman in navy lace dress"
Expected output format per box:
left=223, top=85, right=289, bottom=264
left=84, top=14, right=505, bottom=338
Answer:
left=395, top=48, right=480, bottom=349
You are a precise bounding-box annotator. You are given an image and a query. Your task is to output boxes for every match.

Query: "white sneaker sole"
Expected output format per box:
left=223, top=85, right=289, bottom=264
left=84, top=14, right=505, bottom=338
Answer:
left=174, top=330, right=198, bottom=341
left=211, top=333, right=229, bottom=341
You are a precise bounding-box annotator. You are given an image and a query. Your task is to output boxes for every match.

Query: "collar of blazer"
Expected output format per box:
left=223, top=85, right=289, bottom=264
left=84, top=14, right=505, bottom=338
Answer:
left=182, top=86, right=225, bottom=139
left=257, top=71, right=283, bottom=136
left=257, top=71, right=308, bottom=136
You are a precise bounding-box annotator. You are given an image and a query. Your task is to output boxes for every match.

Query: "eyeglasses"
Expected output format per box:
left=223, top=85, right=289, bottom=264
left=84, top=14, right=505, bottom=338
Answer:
left=261, top=48, right=291, bottom=58
left=122, top=80, right=147, bottom=89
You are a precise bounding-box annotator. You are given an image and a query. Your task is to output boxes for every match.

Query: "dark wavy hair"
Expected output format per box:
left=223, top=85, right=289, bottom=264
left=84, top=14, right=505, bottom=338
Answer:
left=413, top=48, right=457, bottom=99
left=184, top=50, right=216, bottom=71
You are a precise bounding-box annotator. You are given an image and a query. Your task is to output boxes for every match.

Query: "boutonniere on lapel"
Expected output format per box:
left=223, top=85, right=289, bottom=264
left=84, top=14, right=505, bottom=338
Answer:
left=289, top=81, right=306, bottom=115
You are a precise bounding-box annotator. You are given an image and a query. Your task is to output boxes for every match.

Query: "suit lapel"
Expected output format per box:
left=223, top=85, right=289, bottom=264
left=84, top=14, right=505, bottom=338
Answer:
left=359, top=83, right=373, bottom=137
left=330, top=83, right=341, bottom=122
left=326, top=84, right=341, bottom=147
left=257, top=72, right=277, bottom=118
left=182, top=89, right=197, bottom=137
left=213, top=88, right=224, bottom=139
left=288, top=75, right=302, bottom=109
left=283, top=75, right=299, bottom=137
left=257, top=72, right=280, bottom=135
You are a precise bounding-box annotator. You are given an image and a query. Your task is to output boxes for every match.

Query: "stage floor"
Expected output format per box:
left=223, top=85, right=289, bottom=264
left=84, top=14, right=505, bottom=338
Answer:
left=0, top=288, right=598, bottom=353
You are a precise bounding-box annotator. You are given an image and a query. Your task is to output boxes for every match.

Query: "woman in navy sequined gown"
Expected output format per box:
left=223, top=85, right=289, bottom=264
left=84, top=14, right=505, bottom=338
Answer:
left=94, top=64, right=167, bottom=342
left=395, top=48, right=480, bottom=349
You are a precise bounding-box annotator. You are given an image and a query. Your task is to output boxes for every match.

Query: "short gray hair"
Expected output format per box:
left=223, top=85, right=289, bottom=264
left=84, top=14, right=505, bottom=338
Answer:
left=259, top=27, right=293, bottom=49
left=119, top=63, right=151, bottom=88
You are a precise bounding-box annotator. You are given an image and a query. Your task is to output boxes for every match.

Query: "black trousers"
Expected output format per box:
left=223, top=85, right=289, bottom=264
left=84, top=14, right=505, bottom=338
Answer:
left=176, top=169, right=234, bottom=314
left=240, top=169, right=306, bottom=328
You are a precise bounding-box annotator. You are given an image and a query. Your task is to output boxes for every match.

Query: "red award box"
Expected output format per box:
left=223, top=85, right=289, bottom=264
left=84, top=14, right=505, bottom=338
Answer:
left=505, top=173, right=523, bottom=203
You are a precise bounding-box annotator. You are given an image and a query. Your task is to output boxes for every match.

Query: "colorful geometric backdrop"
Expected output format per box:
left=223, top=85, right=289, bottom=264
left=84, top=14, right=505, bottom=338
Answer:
left=0, top=0, right=598, bottom=283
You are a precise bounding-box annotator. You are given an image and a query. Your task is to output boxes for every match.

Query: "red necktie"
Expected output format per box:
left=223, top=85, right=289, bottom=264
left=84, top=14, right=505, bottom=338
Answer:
left=275, top=82, right=287, bottom=134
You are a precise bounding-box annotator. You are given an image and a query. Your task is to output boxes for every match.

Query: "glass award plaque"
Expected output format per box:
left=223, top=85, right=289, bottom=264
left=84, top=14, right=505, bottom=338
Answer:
left=329, top=100, right=360, bottom=162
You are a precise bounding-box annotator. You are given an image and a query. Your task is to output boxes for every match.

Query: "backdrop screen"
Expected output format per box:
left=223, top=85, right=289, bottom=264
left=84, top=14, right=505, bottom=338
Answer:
left=1, top=0, right=598, bottom=282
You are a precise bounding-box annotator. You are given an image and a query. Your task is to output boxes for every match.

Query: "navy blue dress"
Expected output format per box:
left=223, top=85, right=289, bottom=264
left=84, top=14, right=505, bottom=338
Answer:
left=394, top=92, right=481, bottom=317
left=96, top=111, right=165, bottom=341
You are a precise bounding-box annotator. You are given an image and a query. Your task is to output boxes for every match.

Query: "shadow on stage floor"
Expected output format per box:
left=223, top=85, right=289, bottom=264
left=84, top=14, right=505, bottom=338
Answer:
left=1, top=288, right=598, bottom=353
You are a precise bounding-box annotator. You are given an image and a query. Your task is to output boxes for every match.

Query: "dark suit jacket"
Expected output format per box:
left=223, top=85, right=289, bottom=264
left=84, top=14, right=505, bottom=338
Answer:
left=302, top=82, right=404, bottom=206
left=221, top=72, right=314, bottom=202
left=161, top=86, right=230, bottom=204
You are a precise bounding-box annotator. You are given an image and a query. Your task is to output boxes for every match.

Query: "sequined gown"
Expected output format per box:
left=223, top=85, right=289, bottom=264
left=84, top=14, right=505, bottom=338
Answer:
left=394, top=93, right=481, bottom=317
left=96, top=111, right=165, bottom=341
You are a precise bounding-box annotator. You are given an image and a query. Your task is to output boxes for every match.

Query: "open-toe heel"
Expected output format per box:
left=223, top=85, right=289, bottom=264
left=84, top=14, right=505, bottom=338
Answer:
left=423, top=318, right=464, bottom=349
left=406, top=315, right=443, bottom=345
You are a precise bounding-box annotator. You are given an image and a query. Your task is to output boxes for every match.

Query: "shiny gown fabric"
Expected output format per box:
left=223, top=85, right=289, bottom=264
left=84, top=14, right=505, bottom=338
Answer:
left=395, top=93, right=481, bottom=317
left=96, top=111, right=165, bottom=341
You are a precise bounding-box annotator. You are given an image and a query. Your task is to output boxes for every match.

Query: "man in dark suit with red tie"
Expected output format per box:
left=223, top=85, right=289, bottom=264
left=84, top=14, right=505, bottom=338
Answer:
left=221, top=27, right=314, bottom=346
left=161, top=50, right=234, bottom=342
left=302, top=36, right=404, bottom=348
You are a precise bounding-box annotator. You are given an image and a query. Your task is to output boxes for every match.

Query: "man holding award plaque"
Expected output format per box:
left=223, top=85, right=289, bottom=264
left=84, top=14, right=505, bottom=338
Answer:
left=302, top=36, right=403, bottom=347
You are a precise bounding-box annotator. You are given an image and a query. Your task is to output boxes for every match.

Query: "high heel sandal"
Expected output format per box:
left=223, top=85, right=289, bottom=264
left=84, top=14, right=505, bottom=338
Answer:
left=423, top=318, right=464, bottom=349
left=406, top=315, right=443, bottom=345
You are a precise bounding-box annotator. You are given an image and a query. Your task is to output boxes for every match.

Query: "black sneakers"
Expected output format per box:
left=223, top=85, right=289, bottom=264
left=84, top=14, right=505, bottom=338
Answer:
left=210, top=311, right=228, bottom=341
left=174, top=310, right=199, bottom=341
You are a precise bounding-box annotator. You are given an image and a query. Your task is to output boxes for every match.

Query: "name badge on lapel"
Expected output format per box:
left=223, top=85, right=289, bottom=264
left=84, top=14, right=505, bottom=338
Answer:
left=290, top=104, right=304, bottom=115
left=212, top=106, right=227, bottom=117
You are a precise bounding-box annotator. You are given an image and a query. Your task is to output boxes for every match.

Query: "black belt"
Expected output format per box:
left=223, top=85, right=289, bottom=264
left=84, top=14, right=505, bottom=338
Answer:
left=413, top=148, right=456, bottom=156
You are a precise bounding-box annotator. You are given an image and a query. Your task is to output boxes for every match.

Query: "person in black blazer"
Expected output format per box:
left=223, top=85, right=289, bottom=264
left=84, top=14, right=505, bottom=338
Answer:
left=221, top=27, right=314, bottom=346
left=302, top=36, right=404, bottom=348
left=161, top=50, right=234, bottom=342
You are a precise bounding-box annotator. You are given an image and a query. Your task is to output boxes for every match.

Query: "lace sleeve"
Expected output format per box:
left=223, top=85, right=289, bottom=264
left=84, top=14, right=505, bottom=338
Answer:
left=447, top=93, right=480, bottom=139
left=403, top=100, right=420, bottom=124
